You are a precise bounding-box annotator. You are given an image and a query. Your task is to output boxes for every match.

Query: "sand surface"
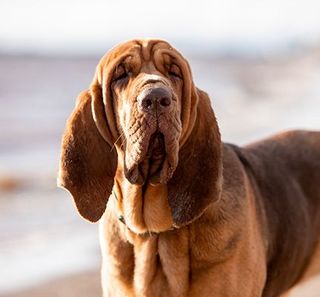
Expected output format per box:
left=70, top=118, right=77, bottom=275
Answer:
left=1, top=270, right=101, bottom=297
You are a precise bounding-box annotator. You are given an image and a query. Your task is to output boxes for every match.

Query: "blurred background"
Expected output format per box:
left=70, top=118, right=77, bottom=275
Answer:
left=0, top=0, right=320, bottom=296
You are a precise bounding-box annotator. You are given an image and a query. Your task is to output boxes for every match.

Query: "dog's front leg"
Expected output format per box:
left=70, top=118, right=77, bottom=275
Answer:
left=99, top=210, right=135, bottom=297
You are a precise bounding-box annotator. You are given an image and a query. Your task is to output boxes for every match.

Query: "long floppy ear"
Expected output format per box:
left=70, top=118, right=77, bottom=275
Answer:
left=167, top=89, right=223, bottom=226
left=58, top=90, right=117, bottom=222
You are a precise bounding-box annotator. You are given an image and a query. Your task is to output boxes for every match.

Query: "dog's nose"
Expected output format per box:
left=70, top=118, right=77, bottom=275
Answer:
left=139, top=87, right=172, bottom=113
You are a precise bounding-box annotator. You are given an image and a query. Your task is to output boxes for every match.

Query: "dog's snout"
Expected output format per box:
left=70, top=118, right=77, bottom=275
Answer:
left=138, top=87, right=172, bottom=113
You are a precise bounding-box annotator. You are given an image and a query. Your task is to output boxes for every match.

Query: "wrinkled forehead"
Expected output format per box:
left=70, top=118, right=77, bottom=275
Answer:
left=98, top=39, right=185, bottom=77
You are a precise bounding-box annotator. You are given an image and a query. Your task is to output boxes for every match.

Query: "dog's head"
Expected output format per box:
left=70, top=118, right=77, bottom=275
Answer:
left=58, top=39, right=222, bottom=228
left=92, top=39, right=198, bottom=185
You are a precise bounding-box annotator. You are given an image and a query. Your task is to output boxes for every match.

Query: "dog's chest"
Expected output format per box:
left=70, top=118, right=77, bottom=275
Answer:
left=110, top=225, right=236, bottom=297
left=129, top=229, right=190, bottom=297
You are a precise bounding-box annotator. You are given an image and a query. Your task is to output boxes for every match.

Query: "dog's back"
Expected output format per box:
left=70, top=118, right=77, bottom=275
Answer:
left=233, top=130, right=320, bottom=296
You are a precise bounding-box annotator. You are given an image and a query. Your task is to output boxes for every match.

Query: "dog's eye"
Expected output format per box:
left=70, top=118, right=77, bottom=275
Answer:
left=168, top=64, right=182, bottom=79
left=113, top=65, right=129, bottom=82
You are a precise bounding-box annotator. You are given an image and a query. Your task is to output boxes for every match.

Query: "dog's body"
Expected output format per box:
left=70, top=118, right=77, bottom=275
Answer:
left=99, top=131, right=320, bottom=297
left=58, top=39, right=320, bottom=297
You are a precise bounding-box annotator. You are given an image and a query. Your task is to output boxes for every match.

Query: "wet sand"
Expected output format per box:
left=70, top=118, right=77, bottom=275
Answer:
left=1, top=270, right=101, bottom=297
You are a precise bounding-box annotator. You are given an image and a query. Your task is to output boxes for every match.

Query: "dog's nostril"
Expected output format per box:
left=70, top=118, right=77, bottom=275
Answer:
left=159, top=97, right=171, bottom=107
left=143, top=98, right=153, bottom=109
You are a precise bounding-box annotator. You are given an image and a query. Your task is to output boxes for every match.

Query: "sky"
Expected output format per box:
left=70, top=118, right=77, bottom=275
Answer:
left=0, top=0, right=320, bottom=55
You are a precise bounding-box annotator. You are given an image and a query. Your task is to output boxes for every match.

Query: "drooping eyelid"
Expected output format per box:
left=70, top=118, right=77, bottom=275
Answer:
left=113, top=55, right=131, bottom=75
left=113, top=60, right=133, bottom=83
left=169, top=63, right=181, bottom=75
left=114, top=64, right=125, bottom=74
left=114, top=53, right=143, bottom=81
left=112, top=66, right=127, bottom=83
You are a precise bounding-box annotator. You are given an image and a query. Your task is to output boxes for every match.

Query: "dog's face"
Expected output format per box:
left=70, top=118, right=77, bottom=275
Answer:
left=91, top=39, right=197, bottom=186
left=110, top=43, right=184, bottom=185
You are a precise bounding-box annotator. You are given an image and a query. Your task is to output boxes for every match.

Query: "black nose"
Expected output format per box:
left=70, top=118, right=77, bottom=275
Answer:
left=139, top=87, right=172, bottom=113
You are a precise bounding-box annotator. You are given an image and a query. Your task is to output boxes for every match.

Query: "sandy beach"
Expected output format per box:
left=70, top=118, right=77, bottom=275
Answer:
left=0, top=46, right=320, bottom=296
left=2, top=270, right=101, bottom=297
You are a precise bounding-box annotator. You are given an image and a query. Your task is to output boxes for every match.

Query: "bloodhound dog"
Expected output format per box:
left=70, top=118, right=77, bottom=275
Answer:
left=58, top=39, right=320, bottom=297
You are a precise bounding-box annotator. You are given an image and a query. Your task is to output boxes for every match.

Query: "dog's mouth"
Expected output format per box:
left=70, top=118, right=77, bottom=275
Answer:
left=146, top=131, right=166, bottom=177
left=124, top=131, right=168, bottom=185
left=148, top=132, right=165, bottom=158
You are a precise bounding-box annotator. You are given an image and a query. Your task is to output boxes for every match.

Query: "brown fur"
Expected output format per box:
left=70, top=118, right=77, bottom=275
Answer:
left=58, top=39, right=320, bottom=297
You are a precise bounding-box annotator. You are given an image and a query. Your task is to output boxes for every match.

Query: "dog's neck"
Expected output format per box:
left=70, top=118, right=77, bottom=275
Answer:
left=112, top=169, right=175, bottom=235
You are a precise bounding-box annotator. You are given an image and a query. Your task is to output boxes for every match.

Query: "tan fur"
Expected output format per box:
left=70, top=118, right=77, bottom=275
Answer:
left=59, top=39, right=320, bottom=297
left=143, top=184, right=173, bottom=232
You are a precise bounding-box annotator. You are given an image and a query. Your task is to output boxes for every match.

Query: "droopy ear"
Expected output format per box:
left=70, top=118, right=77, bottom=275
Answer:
left=167, top=89, right=223, bottom=226
left=58, top=90, right=117, bottom=222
